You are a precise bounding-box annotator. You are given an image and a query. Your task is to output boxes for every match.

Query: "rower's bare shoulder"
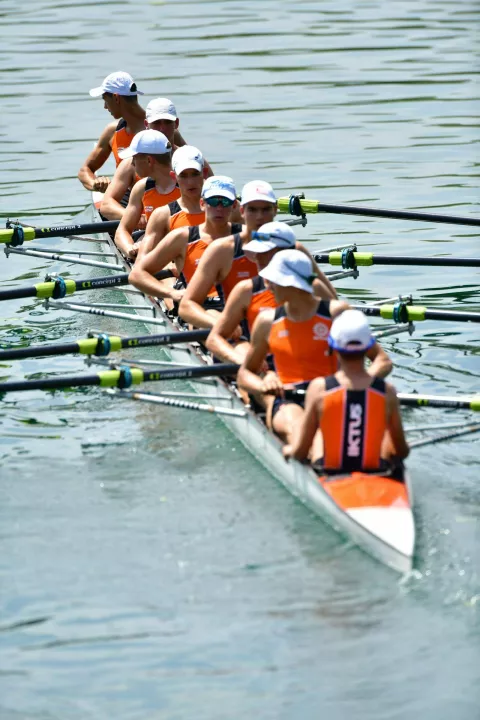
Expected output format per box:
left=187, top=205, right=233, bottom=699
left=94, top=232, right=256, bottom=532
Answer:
left=251, top=307, right=275, bottom=335
left=98, top=120, right=117, bottom=147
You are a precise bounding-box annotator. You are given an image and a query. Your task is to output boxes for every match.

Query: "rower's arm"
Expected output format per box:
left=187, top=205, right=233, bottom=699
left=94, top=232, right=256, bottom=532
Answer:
left=137, top=206, right=171, bottom=258
left=129, top=229, right=186, bottom=301
left=283, top=379, right=324, bottom=461
left=100, top=158, right=134, bottom=221
left=114, top=180, right=146, bottom=258
left=205, top=281, right=250, bottom=363
left=78, top=122, right=115, bottom=192
left=385, top=386, right=410, bottom=459
left=173, top=129, right=187, bottom=147
left=365, top=341, right=393, bottom=378
left=296, top=242, right=337, bottom=299
left=178, top=243, right=228, bottom=329
left=237, top=311, right=274, bottom=394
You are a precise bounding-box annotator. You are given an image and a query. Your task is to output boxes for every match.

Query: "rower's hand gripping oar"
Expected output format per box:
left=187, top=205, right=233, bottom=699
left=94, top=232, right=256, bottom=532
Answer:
left=0, top=269, right=173, bottom=303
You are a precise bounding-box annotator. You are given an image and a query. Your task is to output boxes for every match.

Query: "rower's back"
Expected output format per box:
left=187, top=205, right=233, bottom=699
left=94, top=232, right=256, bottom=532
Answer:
left=319, top=375, right=387, bottom=473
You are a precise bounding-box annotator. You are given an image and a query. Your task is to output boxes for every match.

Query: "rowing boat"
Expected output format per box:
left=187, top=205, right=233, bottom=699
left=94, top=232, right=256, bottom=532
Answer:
left=91, top=192, right=415, bottom=574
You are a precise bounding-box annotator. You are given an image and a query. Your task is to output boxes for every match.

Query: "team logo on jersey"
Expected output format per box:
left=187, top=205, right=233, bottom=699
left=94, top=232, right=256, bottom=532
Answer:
left=145, top=205, right=154, bottom=214
left=278, top=329, right=289, bottom=338
left=237, top=271, right=250, bottom=279
left=312, top=322, right=329, bottom=340
left=347, top=403, right=362, bottom=457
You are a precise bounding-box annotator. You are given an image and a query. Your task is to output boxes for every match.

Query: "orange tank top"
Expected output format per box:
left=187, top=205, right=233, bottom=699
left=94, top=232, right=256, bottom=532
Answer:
left=181, top=225, right=217, bottom=298
left=169, top=200, right=205, bottom=230
left=268, top=302, right=337, bottom=385
left=219, top=233, right=257, bottom=301
left=245, top=276, right=278, bottom=331
left=142, top=178, right=181, bottom=221
left=111, top=119, right=135, bottom=167
left=320, top=376, right=387, bottom=472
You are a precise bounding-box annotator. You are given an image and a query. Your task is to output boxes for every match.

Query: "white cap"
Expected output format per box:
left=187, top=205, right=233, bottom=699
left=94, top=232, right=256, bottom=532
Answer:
left=201, top=175, right=236, bottom=202
left=118, top=129, right=171, bottom=160
left=243, top=221, right=296, bottom=254
left=89, top=71, right=143, bottom=98
left=240, top=180, right=276, bottom=206
left=146, top=97, right=178, bottom=123
left=259, top=249, right=315, bottom=294
left=172, top=145, right=204, bottom=175
left=328, top=309, right=375, bottom=353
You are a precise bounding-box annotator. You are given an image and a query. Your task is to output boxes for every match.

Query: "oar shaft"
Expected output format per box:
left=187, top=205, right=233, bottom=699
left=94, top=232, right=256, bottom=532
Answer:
left=0, top=220, right=119, bottom=244
left=398, top=393, right=480, bottom=410
left=314, top=252, right=480, bottom=268
left=353, top=304, right=480, bottom=323
left=0, top=269, right=172, bottom=302
left=278, top=198, right=480, bottom=227
left=0, top=363, right=239, bottom=393
left=0, top=328, right=211, bottom=361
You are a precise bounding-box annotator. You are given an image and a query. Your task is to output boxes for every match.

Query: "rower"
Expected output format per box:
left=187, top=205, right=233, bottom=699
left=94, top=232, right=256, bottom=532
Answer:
left=205, top=221, right=336, bottom=365
left=137, top=145, right=208, bottom=258
left=129, top=175, right=242, bottom=306
left=112, top=129, right=181, bottom=260
left=178, top=180, right=279, bottom=330
left=283, top=309, right=409, bottom=475
left=78, top=71, right=146, bottom=193
left=237, top=249, right=392, bottom=446
left=99, top=97, right=188, bottom=226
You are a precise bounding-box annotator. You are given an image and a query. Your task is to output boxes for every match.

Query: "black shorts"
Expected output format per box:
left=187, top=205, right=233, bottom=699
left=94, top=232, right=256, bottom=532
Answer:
left=271, top=381, right=309, bottom=421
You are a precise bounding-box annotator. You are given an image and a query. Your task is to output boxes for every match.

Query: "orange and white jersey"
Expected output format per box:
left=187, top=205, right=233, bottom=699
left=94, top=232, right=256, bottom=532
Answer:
left=245, top=276, right=278, bottom=332
left=142, top=178, right=181, bottom=221
left=268, top=301, right=337, bottom=385
left=111, top=119, right=135, bottom=167
left=320, top=376, right=387, bottom=472
left=169, top=201, right=205, bottom=230
left=219, top=233, right=257, bottom=301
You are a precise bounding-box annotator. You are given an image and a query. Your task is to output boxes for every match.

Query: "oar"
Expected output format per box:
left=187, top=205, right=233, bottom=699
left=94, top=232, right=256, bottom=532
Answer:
left=0, top=329, right=211, bottom=361
left=313, top=251, right=480, bottom=269
left=0, top=269, right=173, bottom=302
left=278, top=196, right=480, bottom=227
left=397, top=393, right=480, bottom=411
left=409, top=423, right=480, bottom=449
left=0, top=220, right=119, bottom=245
left=285, top=389, right=480, bottom=411
left=0, top=363, right=240, bottom=394
left=353, top=303, right=480, bottom=324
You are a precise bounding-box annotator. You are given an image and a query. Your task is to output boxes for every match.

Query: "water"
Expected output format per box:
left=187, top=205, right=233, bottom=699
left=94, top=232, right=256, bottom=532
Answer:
left=0, top=0, right=479, bottom=717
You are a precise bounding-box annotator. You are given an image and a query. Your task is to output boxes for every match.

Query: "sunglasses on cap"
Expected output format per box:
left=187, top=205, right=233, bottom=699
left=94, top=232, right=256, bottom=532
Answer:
left=204, top=196, right=235, bottom=208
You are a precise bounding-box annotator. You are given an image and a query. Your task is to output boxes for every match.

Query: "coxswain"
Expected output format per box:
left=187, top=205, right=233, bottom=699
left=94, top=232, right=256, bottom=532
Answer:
left=129, top=176, right=242, bottom=306
left=237, top=249, right=392, bottom=447
left=205, top=221, right=336, bottom=365
left=112, top=129, right=181, bottom=259
left=78, top=71, right=146, bottom=193
left=98, top=97, right=189, bottom=226
left=283, top=309, right=409, bottom=475
left=178, top=180, right=279, bottom=330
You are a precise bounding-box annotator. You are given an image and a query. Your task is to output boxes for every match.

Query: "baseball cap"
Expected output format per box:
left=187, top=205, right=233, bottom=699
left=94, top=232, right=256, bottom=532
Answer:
left=146, top=98, right=178, bottom=123
left=118, top=129, right=171, bottom=160
left=201, top=175, right=236, bottom=202
left=259, top=249, right=316, bottom=294
left=172, top=145, right=204, bottom=175
left=243, top=221, right=296, bottom=254
left=240, top=180, right=276, bottom=206
left=89, top=71, right=144, bottom=98
left=328, top=309, right=375, bottom=353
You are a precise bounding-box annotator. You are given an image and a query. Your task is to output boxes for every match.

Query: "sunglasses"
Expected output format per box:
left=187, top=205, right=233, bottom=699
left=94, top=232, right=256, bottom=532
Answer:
left=204, top=196, right=234, bottom=208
